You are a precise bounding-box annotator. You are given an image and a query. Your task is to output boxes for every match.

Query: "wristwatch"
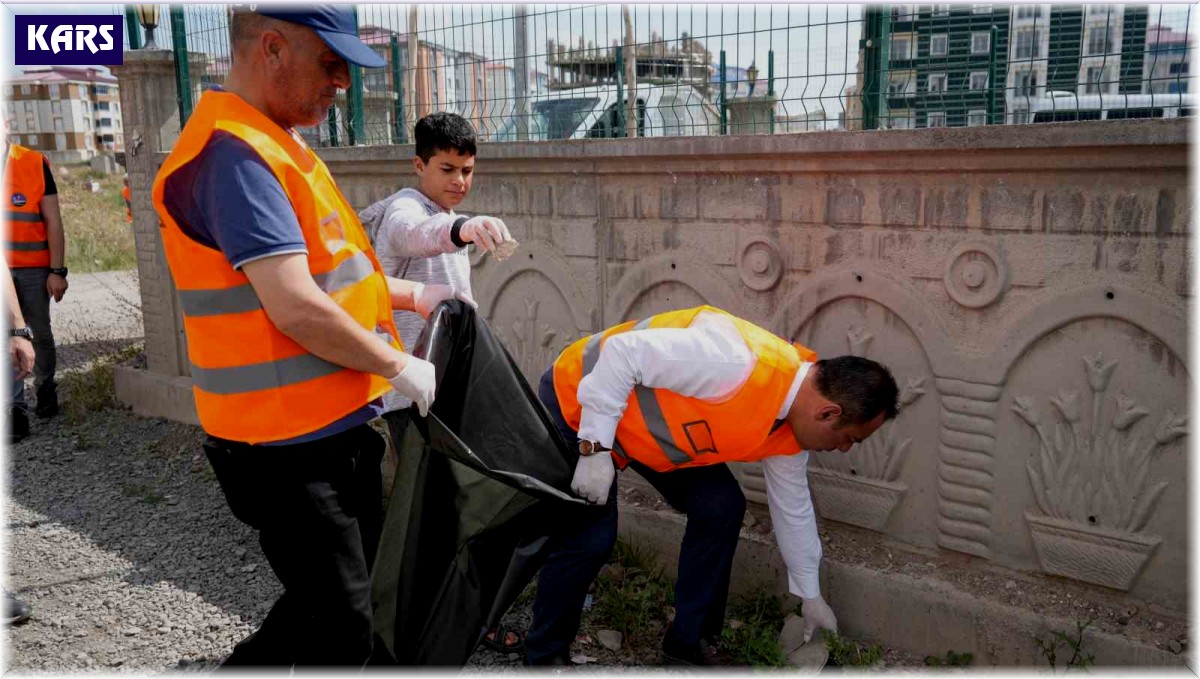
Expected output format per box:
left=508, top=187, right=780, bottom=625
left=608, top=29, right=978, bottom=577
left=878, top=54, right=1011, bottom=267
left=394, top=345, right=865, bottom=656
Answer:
left=578, top=440, right=610, bottom=456
left=10, top=327, right=33, bottom=340
left=49, top=267, right=68, bottom=278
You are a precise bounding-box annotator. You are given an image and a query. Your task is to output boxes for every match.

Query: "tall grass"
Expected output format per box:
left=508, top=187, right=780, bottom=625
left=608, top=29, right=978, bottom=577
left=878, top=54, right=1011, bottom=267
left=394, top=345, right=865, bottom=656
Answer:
left=55, top=163, right=136, bottom=273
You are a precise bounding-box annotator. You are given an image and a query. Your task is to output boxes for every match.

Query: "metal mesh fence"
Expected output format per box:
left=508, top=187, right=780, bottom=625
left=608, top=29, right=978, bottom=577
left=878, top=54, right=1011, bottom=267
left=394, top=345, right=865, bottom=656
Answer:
left=161, top=3, right=1194, bottom=146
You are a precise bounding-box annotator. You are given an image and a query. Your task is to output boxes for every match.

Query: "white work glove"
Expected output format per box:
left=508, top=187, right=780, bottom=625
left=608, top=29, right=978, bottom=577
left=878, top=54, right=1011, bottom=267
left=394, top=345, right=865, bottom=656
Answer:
left=571, top=452, right=615, bottom=505
left=460, top=216, right=511, bottom=253
left=412, top=282, right=477, bottom=319
left=800, top=595, right=838, bottom=643
left=388, top=356, right=437, bottom=417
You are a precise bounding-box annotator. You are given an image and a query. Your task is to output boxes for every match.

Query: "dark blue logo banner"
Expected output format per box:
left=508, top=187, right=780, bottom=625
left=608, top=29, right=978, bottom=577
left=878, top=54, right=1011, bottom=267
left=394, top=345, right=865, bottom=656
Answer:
left=14, top=15, right=123, bottom=66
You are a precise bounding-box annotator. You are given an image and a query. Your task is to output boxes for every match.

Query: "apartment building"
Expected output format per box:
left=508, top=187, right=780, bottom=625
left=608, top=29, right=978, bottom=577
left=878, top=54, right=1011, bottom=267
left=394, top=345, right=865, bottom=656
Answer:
left=5, top=67, right=123, bottom=164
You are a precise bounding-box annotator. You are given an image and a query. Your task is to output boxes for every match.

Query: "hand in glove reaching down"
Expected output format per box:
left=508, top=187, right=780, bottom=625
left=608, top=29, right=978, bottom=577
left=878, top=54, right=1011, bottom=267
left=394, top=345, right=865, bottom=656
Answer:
left=460, top=216, right=512, bottom=253
left=388, top=356, right=437, bottom=417
left=800, top=595, right=838, bottom=643
left=413, top=282, right=477, bottom=319
left=571, top=451, right=615, bottom=504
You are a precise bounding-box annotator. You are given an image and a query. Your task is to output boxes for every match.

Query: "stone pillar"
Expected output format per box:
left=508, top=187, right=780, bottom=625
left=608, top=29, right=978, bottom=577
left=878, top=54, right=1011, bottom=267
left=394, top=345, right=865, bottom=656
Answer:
left=109, top=50, right=197, bottom=377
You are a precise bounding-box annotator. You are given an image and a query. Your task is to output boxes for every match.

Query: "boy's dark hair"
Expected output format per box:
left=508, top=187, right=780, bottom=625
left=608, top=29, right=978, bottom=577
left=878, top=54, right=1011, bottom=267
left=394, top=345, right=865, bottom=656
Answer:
left=813, top=356, right=900, bottom=425
left=414, top=112, right=477, bottom=163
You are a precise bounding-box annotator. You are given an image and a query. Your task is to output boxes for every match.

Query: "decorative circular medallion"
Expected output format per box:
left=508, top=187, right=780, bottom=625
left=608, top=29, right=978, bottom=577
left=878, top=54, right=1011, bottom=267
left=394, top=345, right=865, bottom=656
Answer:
left=944, top=242, right=1008, bottom=308
left=737, top=237, right=783, bottom=291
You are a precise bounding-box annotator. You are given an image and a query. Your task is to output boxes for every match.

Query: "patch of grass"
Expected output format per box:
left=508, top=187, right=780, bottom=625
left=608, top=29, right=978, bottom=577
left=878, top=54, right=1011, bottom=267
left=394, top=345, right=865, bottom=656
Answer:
left=61, top=342, right=143, bottom=424
left=925, top=650, right=974, bottom=666
left=121, top=482, right=166, bottom=505
left=1035, top=619, right=1095, bottom=670
left=587, top=537, right=674, bottom=646
left=55, top=163, right=135, bottom=273
left=826, top=631, right=883, bottom=667
left=720, top=589, right=790, bottom=667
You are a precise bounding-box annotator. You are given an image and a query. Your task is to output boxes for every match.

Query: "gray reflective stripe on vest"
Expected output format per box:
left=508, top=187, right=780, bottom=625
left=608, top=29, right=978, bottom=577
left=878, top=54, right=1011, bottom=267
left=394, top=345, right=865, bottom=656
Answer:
left=178, top=251, right=377, bottom=318
left=580, top=315, right=690, bottom=465
left=190, top=352, right=345, bottom=395
left=5, top=211, right=43, bottom=223
left=5, top=240, right=48, bottom=251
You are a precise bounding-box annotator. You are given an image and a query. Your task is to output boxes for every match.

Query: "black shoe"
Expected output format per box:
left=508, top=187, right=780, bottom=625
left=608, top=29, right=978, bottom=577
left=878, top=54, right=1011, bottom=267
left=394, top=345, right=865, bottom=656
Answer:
left=34, top=383, right=58, bottom=419
left=4, top=591, right=31, bottom=625
left=8, top=407, right=29, bottom=444
left=661, top=634, right=730, bottom=666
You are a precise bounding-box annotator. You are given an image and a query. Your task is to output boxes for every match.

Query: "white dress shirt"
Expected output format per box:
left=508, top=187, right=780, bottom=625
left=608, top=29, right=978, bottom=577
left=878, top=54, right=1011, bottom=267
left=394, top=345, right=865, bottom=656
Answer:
left=576, top=310, right=823, bottom=598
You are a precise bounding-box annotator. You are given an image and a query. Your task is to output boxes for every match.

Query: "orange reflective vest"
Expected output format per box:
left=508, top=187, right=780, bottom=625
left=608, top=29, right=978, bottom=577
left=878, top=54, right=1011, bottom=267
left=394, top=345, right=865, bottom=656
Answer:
left=552, top=306, right=818, bottom=472
left=122, top=184, right=132, bottom=222
left=152, top=90, right=401, bottom=444
left=3, top=144, right=51, bottom=268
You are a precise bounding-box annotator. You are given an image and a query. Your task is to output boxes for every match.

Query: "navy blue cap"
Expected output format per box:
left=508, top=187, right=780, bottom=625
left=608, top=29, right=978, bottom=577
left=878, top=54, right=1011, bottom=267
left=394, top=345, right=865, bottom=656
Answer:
left=254, top=5, right=386, bottom=68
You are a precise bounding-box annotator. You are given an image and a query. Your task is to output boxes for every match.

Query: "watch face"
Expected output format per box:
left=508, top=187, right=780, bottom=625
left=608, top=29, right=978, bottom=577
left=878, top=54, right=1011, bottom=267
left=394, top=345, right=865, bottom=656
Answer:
left=579, top=440, right=594, bottom=456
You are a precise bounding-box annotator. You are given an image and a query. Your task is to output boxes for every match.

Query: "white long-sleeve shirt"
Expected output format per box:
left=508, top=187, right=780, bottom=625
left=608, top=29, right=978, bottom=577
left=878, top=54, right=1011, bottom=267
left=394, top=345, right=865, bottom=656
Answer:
left=366, top=188, right=473, bottom=412
left=576, top=310, right=823, bottom=599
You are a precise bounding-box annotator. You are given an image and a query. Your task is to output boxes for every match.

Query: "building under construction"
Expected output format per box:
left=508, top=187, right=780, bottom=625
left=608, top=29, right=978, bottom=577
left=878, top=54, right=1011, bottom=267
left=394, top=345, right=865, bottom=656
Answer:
left=545, top=32, right=713, bottom=91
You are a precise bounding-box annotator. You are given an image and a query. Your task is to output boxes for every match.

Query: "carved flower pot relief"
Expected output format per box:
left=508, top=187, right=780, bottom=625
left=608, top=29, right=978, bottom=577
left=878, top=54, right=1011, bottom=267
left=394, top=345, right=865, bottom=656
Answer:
left=1013, top=352, right=1186, bottom=591
left=808, top=327, right=926, bottom=532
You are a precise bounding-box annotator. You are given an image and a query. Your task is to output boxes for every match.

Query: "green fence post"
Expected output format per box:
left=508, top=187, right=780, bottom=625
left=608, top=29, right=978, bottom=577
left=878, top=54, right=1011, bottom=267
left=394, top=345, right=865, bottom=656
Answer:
left=327, top=107, right=339, bottom=147
left=348, top=6, right=365, bottom=145
left=169, top=6, right=193, bottom=126
left=124, top=6, right=142, bottom=50
left=719, top=49, right=727, bottom=135
left=615, top=45, right=626, bottom=137
left=860, top=7, right=888, bottom=131
left=987, top=25, right=1000, bottom=124
left=767, top=49, right=775, bottom=134
left=391, top=35, right=406, bottom=144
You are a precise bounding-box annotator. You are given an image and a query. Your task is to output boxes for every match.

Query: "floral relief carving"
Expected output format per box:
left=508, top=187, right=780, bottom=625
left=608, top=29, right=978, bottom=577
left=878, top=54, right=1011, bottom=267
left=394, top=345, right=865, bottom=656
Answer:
left=807, top=327, right=928, bottom=531
left=493, top=298, right=573, bottom=381
left=1013, top=351, right=1186, bottom=590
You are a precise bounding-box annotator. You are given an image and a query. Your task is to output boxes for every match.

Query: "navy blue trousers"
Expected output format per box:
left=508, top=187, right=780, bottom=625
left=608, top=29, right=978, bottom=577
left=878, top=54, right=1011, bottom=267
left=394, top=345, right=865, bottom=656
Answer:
left=525, top=369, right=747, bottom=664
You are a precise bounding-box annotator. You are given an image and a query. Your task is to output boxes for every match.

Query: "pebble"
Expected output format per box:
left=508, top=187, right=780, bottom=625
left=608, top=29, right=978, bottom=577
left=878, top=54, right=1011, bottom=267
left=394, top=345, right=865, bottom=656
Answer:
left=1168, top=640, right=1183, bottom=654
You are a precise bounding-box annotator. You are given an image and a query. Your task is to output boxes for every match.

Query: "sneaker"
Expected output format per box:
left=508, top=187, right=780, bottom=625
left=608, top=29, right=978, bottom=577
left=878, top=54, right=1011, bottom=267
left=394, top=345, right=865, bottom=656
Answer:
left=34, top=383, right=58, bottom=419
left=661, top=634, right=732, bottom=666
left=8, top=407, right=29, bottom=444
left=3, top=591, right=31, bottom=625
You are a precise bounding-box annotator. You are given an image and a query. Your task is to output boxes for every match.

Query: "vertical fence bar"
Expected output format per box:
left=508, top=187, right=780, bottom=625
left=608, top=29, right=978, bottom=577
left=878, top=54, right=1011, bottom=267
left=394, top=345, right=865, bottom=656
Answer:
left=767, top=49, right=775, bottom=134
left=987, top=24, right=999, bottom=124
left=391, top=34, right=406, bottom=144
left=169, top=6, right=193, bottom=126
left=514, top=5, right=530, bottom=141
left=719, top=49, right=727, bottom=134
left=347, top=6, right=364, bottom=145
left=860, top=7, right=886, bottom=131
left=125, top=6, right=143, bottom=50
left=615, top=45, right=626, bottom=137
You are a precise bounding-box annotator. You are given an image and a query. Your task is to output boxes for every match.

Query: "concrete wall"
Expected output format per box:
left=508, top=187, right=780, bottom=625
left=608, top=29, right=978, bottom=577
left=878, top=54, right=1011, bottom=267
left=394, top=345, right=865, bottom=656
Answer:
left=116, top=96, right=1189, bottom=615
left=325, top=120, right=1190, bottom=613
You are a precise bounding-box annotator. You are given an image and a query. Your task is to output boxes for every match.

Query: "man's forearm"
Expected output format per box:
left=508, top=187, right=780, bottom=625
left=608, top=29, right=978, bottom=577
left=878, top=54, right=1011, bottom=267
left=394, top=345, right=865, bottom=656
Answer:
left=386, top=276, right=420, bottom=312
left=273, top=293, right=407, bottom=378
left=3, top=263, right=25, bottom=328
left=40, top=195, right=65, bottom=268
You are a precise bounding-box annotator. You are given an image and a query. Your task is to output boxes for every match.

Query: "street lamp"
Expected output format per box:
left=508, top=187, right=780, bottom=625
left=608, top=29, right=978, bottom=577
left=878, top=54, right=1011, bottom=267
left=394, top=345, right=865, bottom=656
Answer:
left=136, top=4, right=160, bottom=50
left=746, top=61, right=758, bottom=96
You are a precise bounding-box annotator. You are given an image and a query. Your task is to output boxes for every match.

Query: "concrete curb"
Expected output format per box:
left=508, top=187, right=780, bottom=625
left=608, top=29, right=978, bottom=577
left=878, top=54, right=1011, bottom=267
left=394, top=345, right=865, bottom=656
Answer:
left=617, top=504, right=1186, bottom=668
left=114, top=365, right=199, bottom=426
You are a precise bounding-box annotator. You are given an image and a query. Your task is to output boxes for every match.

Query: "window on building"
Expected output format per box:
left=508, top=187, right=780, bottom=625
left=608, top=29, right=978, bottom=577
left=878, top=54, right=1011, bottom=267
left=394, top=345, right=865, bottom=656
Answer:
left=85, top=118, right=91, bottom=130
left=96, top=101, right=110, bottom=111
left=926, top=111, right=947, bottom=127
left=1088, top=4, right=1114, bottom=16
left=931, top=4, right=950, bottom=16
left=20, top=85, right=30, bottom=95
left=1016, top=5, right=1043, bottom=19
left=49, top=84, right=59, bottom=99
left=1170, top=62, right=1190, bottom=75
left=930, top=33, right=949, bottom=57
left=24, top=116, right=34, bottom=130
left=1087, top=28, right=1113, bottom=56
left=886, top=110, right=915, bottom=128
left=1085, top=66, right=1108, bottom=94
left=51, top=100, right=61, bottom=115
left=53, top=118, right=63, bottom=132
left=968, top=110, right=988, bottom=126
left=1015, top=70, right=1038, bottom=96
left=927, top=72, right=948, bottom=92
left=972, top=32, right=991, bottom=55
left=94, top=85, right=109, bottom=95
left=891, top=5, right=917, bottom=21
left=5, top=102, right=13, bottom=117
left=26, top=135, right=37, bottom=146
left=55, top=133, right=66, bottom=150
left=890, top=34, right=916, bottom=61
left=888, top=71, right=917, bottom=95
left=970, top=71, right=989, bottom=90
left=1015, top=29, right=1040, bottom=59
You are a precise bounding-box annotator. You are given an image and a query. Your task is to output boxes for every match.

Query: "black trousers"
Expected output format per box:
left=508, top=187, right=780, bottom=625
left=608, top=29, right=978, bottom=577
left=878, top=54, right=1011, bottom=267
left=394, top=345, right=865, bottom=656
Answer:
left=204, top=424, right=385, bottom=667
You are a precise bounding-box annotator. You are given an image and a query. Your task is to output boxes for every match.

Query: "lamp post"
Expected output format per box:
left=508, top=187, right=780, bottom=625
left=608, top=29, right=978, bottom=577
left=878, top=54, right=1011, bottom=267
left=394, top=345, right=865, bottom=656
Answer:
left=746, top=61, right=758, bottom=97
left=136, top=4, right=160, bottom=50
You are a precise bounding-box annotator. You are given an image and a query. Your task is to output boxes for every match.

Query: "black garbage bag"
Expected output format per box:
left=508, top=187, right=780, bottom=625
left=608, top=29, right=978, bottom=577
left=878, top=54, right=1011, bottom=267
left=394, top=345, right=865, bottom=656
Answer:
left=370, top=300, right=585, bottom=666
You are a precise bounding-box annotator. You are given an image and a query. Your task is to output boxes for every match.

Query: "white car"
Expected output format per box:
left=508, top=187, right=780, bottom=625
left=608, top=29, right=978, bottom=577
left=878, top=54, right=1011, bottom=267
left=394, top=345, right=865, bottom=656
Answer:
left=488, top=83, right=720, bottom=141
